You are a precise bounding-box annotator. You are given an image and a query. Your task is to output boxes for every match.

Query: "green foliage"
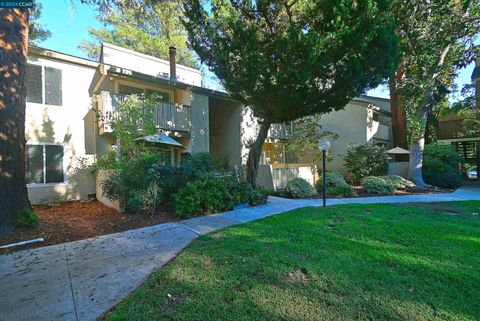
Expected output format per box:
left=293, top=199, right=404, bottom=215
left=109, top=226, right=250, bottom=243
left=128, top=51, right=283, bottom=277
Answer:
left=89, top=149, right=118, bottom=173
left=329, top=184, right=356, bottom=198
left=285, top=116, right=338, bottom=163
left=184, top=0, right=399, bottom=124
left=150, top=152, right=216, bottom=207
left=361, top=176, right=396, bottom=195
left=423, top=144, right=462, bottom=188
left=315, top=171, right=355, bottom=198
left=173, top=174, right=268, bottom=217
left=100, top=152, right=163, bottom=212
left=173, top=176, right=238, bottom=218
left=286, top=178, right=316, bottom=199
left=14, top=210, right=40, bottom=229
left=81, top=0, right=197, bottom=68
left=382, top=175, right=415, bottom=190
left=315, top=171, right=346, bottom=192
left=106, top=201, right=480, bottom=321
left=109, top=95, right=158, bottom=157
left=247, top=188, right=268, bottom=206
left=29, top=2, right=51, bottom=45
left=343, top=144, right=389, bottom=183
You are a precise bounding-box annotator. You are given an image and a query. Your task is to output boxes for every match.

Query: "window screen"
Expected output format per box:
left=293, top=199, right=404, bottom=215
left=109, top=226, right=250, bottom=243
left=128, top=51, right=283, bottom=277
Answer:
left=118, top=85, right=144, bottom=96
left=26, top=64, right=42, bottom=103
left=45, top=145, right=64, bottom=183
left=146, top=89, right=169, bottom=102
left=26, top=145, right=44, bottom=184
left=45, top=67, right=62, bottom=106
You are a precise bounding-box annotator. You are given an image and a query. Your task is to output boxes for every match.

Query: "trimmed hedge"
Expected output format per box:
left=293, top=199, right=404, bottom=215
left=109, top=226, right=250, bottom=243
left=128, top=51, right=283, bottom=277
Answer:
left=361, top=176, right=396, bottom=195
left=286, top=178, right=316, bottom=199
left=382, top=175, right=415, bottom=190
left=315, top=171, right=355, bottom=198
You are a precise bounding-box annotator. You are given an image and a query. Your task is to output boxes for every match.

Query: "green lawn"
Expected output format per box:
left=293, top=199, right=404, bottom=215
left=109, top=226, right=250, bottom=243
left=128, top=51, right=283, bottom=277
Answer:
left=107, top=201, right=480, bottom=321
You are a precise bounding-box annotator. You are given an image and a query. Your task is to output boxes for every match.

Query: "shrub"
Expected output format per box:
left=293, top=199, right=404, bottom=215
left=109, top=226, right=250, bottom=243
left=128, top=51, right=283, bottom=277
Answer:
left=423, top=144, right=462, bottom=188
left=315, top=171, right=346, bottom=192
left=286, top=178, right=316, bottom=198
left=173, top=175, right=268, bottom=218
left=382, top=175, right=415, bottom=190
left=149, top=152, right=216, bottom=208
left=14, top=210, right=40, bottom=229
left=100, top=151, right=163, bottom=212
left=173, top=175, right=237, bottom=218
left=329, top=184, right=356, bottom=198
left=248, top=188, right=269, bottom=206
left=361, top=176, right=396, bottom=195
left=343, top=144, right=389, bottom=183
left=315, top=171, right=355, bottom=198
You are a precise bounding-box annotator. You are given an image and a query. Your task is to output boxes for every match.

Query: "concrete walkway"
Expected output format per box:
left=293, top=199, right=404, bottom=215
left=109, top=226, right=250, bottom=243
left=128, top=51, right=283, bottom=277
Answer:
left=1, top=186, right=479, bottom=321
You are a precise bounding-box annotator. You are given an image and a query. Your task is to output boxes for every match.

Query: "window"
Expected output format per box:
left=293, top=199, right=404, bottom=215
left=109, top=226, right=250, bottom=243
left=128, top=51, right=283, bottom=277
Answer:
left=118, top=84, right=170, bottom=102
left=26, top=144, right=64, bottom=184
left=26, top=64, right=62, bottom=106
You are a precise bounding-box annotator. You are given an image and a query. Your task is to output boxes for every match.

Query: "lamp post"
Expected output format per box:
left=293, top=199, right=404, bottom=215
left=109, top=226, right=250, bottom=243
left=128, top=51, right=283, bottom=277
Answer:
left=318, top=139, right=331, bottom=207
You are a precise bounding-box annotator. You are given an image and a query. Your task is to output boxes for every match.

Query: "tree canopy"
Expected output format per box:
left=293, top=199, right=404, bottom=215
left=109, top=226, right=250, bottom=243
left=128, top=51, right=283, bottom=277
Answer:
left=392, top=0, right=480, bottom=186
left=29, top=2, right=51, bottom=45
left=81, top=0, right=198, bottom=68
left=183, top=0, right=400, bottom=185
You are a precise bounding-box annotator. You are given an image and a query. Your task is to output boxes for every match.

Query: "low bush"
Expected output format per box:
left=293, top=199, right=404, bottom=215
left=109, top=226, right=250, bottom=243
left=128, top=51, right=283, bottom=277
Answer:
left=248, top=188, right=269, bottom=206
left=382, top=175, right=415, bottom=190
left=14, top=210, right=40, bottom=229
left=315, top=171, right=346, bottom=192
left=329, top=184, right=356, bottom=198
left=173, top=175, right=265, bottom=218
left=315, top=171, right=355, bottom=198
left=343, top=144, right=389, bottom=183
left=423, top=144, right=462, bottom=188
left=286, top=178, right=316, bottom=199
left=361, top=176, right=396, bottom=195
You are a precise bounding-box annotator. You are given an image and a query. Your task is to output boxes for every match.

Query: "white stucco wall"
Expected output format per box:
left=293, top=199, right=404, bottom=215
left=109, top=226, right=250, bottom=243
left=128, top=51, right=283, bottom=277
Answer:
left=101, top=43, right=201, bottom=86
left=26, top=55, right=97, bottom=204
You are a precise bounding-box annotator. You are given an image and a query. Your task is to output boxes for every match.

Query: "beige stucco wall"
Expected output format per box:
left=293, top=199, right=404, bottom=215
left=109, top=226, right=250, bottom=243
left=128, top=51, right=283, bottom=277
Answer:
left=26, top=55, right=98, bottom=204
left=318, top=102, right=369, bottom=176
left=209, top=98, right=243, bottom=166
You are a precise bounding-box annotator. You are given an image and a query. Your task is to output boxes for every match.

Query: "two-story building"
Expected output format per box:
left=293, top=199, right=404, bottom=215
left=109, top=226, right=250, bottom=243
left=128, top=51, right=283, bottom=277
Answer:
left=25, top=43, right=394, bottom=203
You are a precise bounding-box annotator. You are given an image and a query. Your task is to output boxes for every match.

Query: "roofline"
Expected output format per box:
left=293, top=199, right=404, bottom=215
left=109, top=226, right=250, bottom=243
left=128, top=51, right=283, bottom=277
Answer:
left=102, top=42, right=201, bottom=74
left=28, top=46, right=99, bottom=68
left=357, top=94, right=390, bottom=102
left=106, top=66, right=234, bottom=101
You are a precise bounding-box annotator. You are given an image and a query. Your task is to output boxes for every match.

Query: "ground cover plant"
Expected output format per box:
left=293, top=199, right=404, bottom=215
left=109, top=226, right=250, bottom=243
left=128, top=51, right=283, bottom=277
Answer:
left=106, top=201, right=480, bottom=321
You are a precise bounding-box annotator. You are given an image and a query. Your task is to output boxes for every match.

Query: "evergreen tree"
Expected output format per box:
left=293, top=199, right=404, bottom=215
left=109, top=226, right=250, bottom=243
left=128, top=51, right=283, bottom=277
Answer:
left=183, top=0, right=400, bottom=186
left=81, top=0, right=197, bottom=68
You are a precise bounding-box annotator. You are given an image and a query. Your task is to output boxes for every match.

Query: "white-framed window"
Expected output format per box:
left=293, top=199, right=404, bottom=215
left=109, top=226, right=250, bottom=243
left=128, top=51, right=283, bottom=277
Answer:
left=26, top=63, right=62, bottom=106
left=25, top=144, right=64, bottom=185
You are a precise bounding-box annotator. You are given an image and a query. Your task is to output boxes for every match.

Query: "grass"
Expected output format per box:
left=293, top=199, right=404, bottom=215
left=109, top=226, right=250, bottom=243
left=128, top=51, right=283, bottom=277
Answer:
left=106, top=201, right=480, bottom=321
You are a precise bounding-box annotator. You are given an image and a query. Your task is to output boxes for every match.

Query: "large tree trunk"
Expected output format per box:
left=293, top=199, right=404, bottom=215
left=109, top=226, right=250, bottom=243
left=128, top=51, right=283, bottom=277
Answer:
left=408, top=88, right=432, bottom=189
left=246, top=121, right=271, bottom=187
left=0, top=8, right=32, bottom=233
left=389, top=67, right=408, bottom=151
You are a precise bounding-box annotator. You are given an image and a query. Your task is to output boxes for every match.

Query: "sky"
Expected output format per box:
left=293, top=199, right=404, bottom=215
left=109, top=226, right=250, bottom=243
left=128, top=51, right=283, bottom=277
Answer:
left=37, top=0, right=476, bottom=101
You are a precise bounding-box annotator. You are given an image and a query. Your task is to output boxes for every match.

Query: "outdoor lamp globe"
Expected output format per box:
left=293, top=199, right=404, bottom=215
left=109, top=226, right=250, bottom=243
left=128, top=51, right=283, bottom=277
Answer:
left=318, top=139, right=331, bottom=151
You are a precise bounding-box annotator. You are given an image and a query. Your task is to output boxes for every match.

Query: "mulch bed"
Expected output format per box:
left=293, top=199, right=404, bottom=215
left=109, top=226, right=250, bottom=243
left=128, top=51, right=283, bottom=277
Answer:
left=0, top=200, right=179, bottom=254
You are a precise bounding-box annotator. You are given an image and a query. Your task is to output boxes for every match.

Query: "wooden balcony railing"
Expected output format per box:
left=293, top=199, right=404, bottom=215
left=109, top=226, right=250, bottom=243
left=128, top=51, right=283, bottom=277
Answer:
left=97, top=92, right=191, bottom=134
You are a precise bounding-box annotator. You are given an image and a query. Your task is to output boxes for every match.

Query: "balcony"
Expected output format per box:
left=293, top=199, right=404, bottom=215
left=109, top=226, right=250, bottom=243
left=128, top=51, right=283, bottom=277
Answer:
left=97, top=91, right=192, bottom=135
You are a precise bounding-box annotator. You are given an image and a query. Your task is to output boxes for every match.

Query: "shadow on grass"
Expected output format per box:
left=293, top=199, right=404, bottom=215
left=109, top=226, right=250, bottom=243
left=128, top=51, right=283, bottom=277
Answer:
left=106, top=202, right=480, bottom=321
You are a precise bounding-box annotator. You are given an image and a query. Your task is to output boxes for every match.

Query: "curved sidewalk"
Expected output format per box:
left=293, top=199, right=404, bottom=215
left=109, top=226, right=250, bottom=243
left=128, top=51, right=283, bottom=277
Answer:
left=1, top=186, right=478, bottom=321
